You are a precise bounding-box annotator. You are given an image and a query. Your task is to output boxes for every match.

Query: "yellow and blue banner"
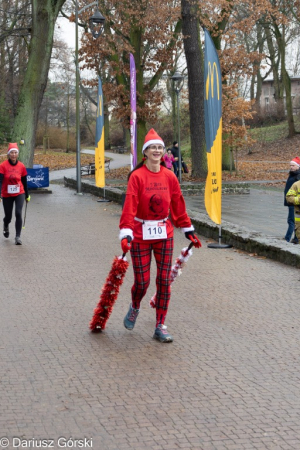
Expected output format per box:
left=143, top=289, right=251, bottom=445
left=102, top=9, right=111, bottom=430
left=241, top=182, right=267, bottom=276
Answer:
left=95, top=76, right=105, bottom=187
left=204, top=29, right=222, bottom=225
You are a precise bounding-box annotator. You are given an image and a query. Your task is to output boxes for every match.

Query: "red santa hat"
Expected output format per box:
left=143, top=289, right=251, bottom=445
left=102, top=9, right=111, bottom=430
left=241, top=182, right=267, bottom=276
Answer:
left=7, top=143, right=19, bottom=155
left=290, top=157, right=300, bottom=167
left=142, top=128, right=165, bottom=154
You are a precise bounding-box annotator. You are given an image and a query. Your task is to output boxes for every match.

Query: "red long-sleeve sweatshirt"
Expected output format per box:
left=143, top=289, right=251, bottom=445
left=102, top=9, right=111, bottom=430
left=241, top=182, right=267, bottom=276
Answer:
left=119, top=165, right=192, bottom=243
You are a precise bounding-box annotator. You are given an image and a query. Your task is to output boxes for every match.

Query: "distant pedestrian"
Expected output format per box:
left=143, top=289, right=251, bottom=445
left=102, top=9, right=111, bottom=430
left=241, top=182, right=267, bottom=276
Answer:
left=163, top=148, right=175, bottom=170
left=119, top=128, right=201, bottom=343
left=284, top=157, right=300, bottom=243
left=170, top=141, right=179, bottom=178
left=0, top=143, right=30, bottom=245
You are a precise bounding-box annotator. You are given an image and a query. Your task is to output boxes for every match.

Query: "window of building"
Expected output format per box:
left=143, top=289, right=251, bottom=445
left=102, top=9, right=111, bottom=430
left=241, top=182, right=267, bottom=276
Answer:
left=265, top=97, right=269, bottom=110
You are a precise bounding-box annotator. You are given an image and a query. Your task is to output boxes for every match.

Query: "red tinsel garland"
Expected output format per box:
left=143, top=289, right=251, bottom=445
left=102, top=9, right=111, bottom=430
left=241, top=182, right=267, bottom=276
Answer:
left=150, top=246, right=193, bottom=308
left=89, top=256, right=129, bottom=332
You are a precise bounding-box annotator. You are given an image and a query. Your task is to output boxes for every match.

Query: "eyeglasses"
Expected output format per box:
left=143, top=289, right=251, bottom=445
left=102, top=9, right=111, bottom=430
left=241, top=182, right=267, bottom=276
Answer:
left=148, top=145, right=164, bottom=150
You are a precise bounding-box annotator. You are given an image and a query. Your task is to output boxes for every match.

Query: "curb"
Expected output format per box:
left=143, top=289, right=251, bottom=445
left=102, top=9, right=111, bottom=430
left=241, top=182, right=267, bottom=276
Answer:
left=64, top=177, right=300, bottom=269
left=64, top=177, right=124, bottom=203
left=187, top=210, right=300, bottom=268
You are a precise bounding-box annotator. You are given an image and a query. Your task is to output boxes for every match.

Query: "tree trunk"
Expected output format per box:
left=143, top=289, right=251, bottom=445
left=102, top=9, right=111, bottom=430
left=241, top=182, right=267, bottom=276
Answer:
left=133, top=29, right=147, bottom=162
left=137, top=119, right=146, bottom=161
left=124, top=124, right=130, bottom=150
left=283, top=68, right=295, bottom=137
left=253, top=23, right=264, bottom=112
left=263, top=23, right=282, bottom=116
left=181, top=0, right=206, bottom=178
left=12, top=0, right=66, bottom=166
left=66, top=87, right=70, bottom=152
left=104, top=100, right=110, bottom=150
left=222, top=141, right=232, bottom=169
left=276, top=24, right=295, bottom=137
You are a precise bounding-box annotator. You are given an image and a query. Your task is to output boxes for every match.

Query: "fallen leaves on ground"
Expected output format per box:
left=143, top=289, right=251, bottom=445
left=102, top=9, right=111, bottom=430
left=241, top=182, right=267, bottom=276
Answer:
left=34, top=150, right=94, bottom=170
left=106, top=166, right=130, bottom=181
left=1, top=132, right=299, bottom=186
left=0, top=148, right=95, bottom=171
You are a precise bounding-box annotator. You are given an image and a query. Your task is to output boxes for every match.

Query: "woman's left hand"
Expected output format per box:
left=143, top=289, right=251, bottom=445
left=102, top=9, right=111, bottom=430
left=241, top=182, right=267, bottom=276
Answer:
left=185, top=231, right=202, bottom=248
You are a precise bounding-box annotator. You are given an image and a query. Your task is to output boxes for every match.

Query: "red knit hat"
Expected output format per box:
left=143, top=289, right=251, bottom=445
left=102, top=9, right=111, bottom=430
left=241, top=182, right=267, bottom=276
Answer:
left=290, top=157, right=300, bottom=167
left=7, top=143, right=19, bottom=155
left=142, top=128, right=165, bottom=154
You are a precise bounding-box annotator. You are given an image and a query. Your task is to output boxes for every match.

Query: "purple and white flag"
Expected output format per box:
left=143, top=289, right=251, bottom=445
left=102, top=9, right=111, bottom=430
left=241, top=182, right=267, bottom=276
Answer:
left=130, top=53, right=137, bottom=169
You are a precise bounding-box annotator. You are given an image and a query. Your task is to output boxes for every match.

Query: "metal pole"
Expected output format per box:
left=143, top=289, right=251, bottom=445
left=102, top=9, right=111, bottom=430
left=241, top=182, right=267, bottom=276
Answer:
left=177, top=90, right=182, bottom=183
left=75, top=0, right=81, bottom=194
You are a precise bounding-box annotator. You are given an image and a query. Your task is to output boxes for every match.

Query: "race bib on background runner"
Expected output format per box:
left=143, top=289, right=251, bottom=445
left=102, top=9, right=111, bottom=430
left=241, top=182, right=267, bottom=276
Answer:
left=7, top=184, right=20, bottom=194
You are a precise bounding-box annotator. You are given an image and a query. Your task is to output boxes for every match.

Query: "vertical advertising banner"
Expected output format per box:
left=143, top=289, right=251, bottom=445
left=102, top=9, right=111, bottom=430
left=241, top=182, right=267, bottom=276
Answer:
left=204, top=29, right=222, bottom=225
left=95, top=77, right=105, bottom=188
left=130, top=53, right=137, bottom=169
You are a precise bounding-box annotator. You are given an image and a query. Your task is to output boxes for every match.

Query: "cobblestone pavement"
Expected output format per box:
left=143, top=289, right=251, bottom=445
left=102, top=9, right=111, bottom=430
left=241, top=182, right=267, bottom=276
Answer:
left=185, top=187, right=289, bottom=239
left=1, top=185, right=300, bottom=450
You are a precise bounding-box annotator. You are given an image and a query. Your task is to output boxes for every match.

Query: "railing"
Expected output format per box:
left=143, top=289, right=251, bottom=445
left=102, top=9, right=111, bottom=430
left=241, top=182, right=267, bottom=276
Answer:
left=81, top=160, right=110, bottom=175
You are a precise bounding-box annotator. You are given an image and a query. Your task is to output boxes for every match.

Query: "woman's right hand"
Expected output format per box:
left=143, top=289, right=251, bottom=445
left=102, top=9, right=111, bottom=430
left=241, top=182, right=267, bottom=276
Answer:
left=121, top=236, right=132, bottom=253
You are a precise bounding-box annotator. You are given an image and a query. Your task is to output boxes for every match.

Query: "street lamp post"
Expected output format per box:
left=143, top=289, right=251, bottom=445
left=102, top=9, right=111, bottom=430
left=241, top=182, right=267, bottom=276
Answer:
left=171, top=71, right=184, bottom=183
left=75, top=1, right=105, bottom=194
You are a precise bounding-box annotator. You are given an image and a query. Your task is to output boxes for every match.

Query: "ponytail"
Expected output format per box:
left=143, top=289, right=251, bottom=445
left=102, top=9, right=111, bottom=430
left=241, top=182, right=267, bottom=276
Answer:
left=128, top=160, right=145, bottom=180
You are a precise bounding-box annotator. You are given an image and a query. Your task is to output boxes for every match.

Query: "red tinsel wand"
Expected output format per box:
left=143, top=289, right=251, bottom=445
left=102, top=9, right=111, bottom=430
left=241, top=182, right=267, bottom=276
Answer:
left=89, top=254, right=129, bottom=332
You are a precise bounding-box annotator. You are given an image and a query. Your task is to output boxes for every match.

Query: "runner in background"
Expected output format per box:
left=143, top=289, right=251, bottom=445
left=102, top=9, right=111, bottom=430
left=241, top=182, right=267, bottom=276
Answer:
left=284, top=157, right=300, bottom=243
left=170, top=141, right=179, bottom=178
left=0, top=143, right=30, bottom=245
left=163, top=148, right=175, bottom=170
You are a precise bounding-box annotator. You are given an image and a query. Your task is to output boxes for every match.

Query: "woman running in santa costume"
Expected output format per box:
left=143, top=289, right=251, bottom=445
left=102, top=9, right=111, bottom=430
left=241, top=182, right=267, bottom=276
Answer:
left=119, top=129, right=201, bottom=343
left=0, top=143, right=30, bottom=245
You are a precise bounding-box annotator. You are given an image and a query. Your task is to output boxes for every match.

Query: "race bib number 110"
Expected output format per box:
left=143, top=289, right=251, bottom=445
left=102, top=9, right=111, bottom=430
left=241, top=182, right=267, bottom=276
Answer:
left=142, top=221, right=167, bottom=240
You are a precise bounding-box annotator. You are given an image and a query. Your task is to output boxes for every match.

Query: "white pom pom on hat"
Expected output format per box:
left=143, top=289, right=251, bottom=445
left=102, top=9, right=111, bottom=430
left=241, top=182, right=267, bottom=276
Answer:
left=7, top=143, right=19, bottom=155
left=142, top=128, right=165, bottom=154
left=290, top=157, right=300, bottom=167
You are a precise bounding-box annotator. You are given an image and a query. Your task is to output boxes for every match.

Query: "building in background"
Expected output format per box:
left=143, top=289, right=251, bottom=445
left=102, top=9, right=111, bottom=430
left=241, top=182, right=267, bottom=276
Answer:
left=260, top=77, right=300, bottom=115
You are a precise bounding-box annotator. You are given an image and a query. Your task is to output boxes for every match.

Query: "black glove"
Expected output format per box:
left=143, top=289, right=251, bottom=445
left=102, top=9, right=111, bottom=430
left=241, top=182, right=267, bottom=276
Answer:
left=121, top=236, right=132, bottom=253
left=185, top=231, right=202, bottom=248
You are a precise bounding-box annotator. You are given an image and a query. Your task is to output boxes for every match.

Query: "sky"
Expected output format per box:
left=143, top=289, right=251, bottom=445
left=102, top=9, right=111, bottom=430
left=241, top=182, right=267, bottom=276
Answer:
left=56, top=16, right=77, bottom=50
left=52, top=16, right=95, bottom=82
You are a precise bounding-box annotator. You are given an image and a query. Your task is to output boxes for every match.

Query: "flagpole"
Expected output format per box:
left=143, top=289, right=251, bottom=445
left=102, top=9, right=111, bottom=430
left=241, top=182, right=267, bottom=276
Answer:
left=207, top=224, right=232, bottom=249
left=171, top=71, right=184, bottom=183
left=97, top=186, right=111, bottom=203
left=75, top=0, right=81, bottom=194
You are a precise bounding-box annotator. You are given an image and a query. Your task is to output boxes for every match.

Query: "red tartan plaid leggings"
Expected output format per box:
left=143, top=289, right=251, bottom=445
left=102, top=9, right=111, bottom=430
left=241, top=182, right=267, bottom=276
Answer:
left=130, top=238, right=173, bottom=327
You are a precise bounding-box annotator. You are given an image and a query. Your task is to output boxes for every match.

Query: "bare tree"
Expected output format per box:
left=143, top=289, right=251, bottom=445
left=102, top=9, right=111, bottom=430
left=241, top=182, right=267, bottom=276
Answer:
left=11, top=0, right=67, bottom=166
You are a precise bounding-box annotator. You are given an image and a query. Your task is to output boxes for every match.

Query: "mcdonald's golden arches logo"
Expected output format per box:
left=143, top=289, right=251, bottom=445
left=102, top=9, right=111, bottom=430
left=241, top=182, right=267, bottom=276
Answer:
left=97, top=95, right=103, bottom=117
left=206, top=62, right=220, bottom=101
